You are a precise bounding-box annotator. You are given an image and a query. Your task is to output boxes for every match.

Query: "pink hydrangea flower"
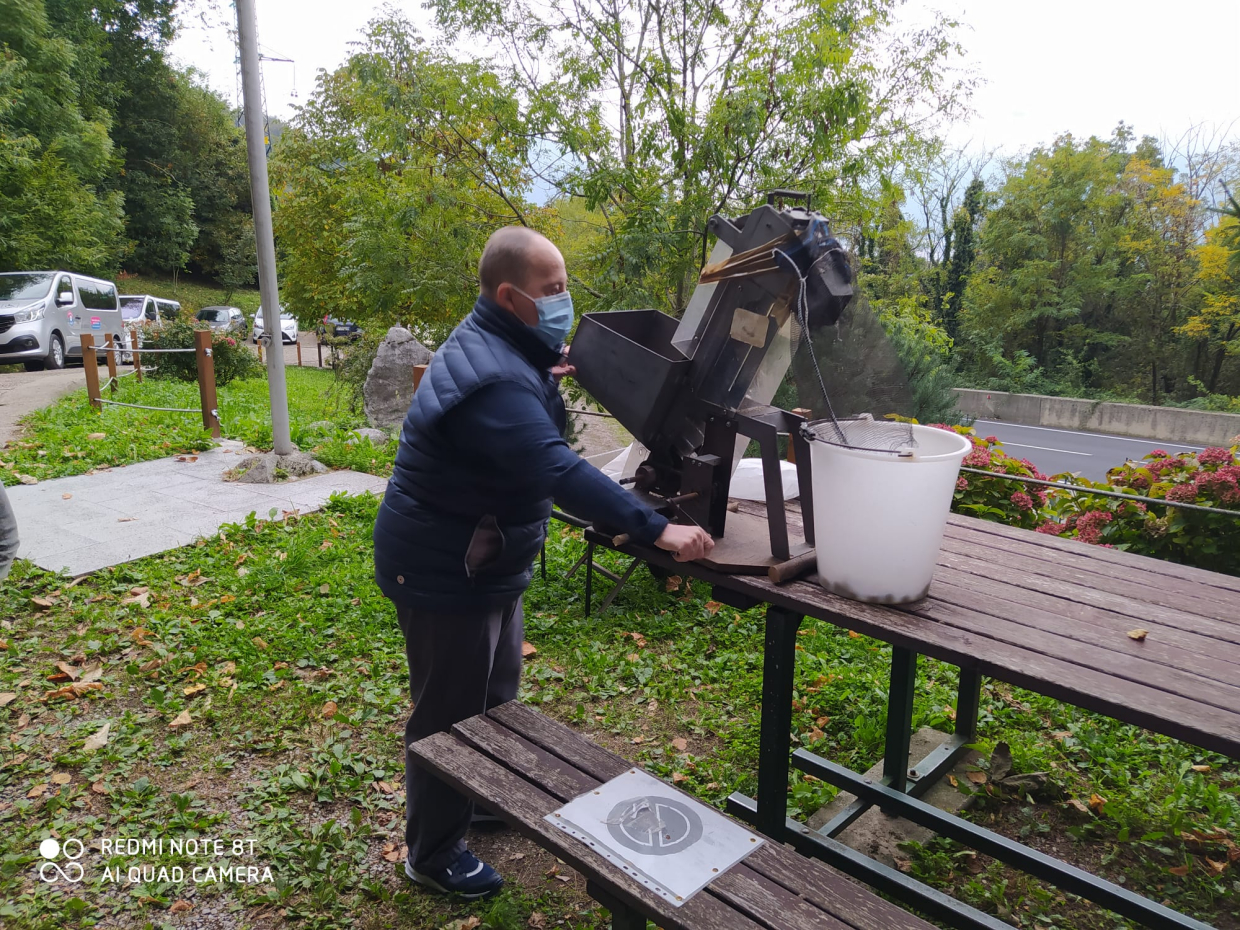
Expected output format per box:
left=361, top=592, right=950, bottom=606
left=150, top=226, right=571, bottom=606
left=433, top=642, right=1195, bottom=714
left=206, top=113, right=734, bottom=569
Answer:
left=956, top=476, right=969, bottom=491
left=1075, top=510, right=1113, bottom=545
left=1165, top=483, right=1197, bottom=503
left=1010, top=491, right=1034, bottom=511
left=1036, top=522, right=1065, bottom=535
left=1150, top=449, right=1168, bottom=458
left=1198, top=447, right=1235, bottom=466
left=986, top=436, right=1000, bottom=444
left=963, top=448, right=991, bottom=468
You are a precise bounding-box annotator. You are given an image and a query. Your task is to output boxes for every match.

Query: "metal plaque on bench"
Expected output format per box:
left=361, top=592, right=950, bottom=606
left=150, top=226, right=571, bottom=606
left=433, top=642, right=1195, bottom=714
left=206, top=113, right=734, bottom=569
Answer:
left=547, top=767, right=764, bottom=906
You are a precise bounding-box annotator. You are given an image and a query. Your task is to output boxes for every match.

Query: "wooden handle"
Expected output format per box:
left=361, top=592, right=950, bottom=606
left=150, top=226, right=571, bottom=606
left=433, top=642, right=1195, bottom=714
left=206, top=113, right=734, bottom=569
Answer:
left=768, top=550, right=817, bottom=584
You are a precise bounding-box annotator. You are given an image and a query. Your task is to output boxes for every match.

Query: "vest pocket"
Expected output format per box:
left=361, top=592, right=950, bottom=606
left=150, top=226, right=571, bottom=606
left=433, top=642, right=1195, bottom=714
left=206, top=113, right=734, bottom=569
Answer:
left=463, top=514, right=506, bottom=578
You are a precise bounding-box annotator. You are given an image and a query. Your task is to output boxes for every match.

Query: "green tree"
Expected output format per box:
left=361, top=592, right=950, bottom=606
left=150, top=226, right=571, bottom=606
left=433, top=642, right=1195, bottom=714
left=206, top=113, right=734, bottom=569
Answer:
left=0, top=0, right=124, bottom=272
left=430, top=0, right=971, bottom=317
left=271, top=14, right=548, bottom=339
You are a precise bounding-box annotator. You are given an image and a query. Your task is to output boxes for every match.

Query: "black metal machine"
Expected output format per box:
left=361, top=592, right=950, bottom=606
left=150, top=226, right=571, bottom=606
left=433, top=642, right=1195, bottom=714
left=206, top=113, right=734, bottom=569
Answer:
left=571, top=192, right=855, bottom=573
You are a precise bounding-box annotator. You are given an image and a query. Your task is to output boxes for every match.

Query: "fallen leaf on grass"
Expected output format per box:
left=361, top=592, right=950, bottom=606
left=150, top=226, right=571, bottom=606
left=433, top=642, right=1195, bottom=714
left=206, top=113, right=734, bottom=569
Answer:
left=87, top=433, right=106, bottom=440
left=446, top=919, right=481, bottom=930
left=169, top=710, right=193, bottom=728
left=169, top=900, right=193, bottom=913
left=1127, top=628, right=1149, bottom=641
left=55, top=661, right=80, bottom=681
left=528, top=913, right=547, bottom=929
left=381, top=842, right=402, bottom=863
left=91, top=781, right=109, bottom=795
left=252, top=637, right=269, bottom=650
left=0, top=693, right=16, bottom=707
left=665, top=575, right=682, bottom=592
left=183, top=683, right=207, bottom=698
left=130, top=627, right=155, bottom=646
left=44, top=682, right=102, bottom=702
left=672, top=772, right=688, bottom=784
left=1190, top=764, right=1211, bottom=773
left=51, top=773, right=71, bottom=785
left=122, top=592, right=151, bottom=609
left=319, top=583, right=330, bottom=595
left=218, top=660, right=236, bottom=675
left=321, top=701, right=338, bottom=719
left=1168, top=864, right=1192, bottom=877
left=31, top=596, right=55, bottom=609
left=83, top=722, right=111, bottom=752
left=807, top=727, right=825, bottom=743
left=947, top=774, right=959, bottom=788
left=521, top=641, right=538, bottom=657
left=671, top=737, right=688, bottom=752
left=703, top=600, right=723, bottom=615
left=17, top=713, right=30, bottom=728
left=27, top=783, right=47, bottom=798
left=1088, top=793, right=1107, bottom=814
left=18, top=474, right=38, bottom=485
left=507, top=852, right=526, bottom=861
left=1052, top=730, right=1073, bottom=740
left=79, top=665, right=103, bottom=684
left=374, top=780, right=394, bottom=794
left=1205, top=858, right=1229, bottom=875
left=965, top=771, right=987, bottom=784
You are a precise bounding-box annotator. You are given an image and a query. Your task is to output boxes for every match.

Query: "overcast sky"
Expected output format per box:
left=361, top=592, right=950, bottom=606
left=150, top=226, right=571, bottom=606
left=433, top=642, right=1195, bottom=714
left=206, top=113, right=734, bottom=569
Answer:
left=171, top=0, right=1240, bottom=157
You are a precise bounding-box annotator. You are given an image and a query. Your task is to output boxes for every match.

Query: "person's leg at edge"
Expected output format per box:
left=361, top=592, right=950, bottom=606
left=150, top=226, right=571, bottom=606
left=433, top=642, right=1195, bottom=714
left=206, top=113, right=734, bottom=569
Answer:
left=398, top=600, right=516, bottom=891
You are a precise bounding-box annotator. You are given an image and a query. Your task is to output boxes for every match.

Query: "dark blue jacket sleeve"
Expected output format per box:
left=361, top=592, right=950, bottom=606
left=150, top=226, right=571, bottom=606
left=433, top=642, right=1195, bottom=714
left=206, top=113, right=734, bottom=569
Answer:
left=443, top=383, right=669, bottom=545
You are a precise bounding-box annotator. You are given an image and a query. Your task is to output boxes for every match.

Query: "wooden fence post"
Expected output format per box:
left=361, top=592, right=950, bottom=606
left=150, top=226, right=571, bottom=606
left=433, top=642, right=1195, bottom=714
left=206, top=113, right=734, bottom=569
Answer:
left=296, top=339, right=302, bottom=366
left=413, top=364, right=428, bottom=392
left=81, top=334, right=102, bottom=410
left=316, top=339, right=323, bottom=368
left=193, top=329, right=222, bottom=439
left=130, top=326, right=142, bottom=383
left=257, top=339, right=263, bottom=364
left=104, top=334, right=118, bottom=392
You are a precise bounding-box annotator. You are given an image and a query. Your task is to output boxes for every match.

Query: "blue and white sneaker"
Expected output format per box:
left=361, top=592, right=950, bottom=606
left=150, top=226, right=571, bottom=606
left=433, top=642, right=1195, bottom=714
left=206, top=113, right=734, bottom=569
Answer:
left=406, top=849, right=504, bottom=899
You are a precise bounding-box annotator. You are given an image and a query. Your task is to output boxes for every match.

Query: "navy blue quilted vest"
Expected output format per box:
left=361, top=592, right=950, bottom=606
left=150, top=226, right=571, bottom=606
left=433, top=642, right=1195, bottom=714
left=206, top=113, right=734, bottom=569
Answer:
left=373, top=296, right=565, bottom=610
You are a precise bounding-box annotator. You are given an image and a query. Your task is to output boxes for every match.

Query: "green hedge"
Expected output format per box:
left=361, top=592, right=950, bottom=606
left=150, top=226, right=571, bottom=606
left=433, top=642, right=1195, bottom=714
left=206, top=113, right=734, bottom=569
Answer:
left=144, top=319, right=262, bottom=387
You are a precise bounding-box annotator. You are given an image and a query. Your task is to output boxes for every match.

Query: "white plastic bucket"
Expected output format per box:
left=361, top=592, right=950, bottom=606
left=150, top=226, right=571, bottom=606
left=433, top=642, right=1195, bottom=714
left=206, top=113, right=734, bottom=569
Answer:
left=807, top=421, right=971, bottom=604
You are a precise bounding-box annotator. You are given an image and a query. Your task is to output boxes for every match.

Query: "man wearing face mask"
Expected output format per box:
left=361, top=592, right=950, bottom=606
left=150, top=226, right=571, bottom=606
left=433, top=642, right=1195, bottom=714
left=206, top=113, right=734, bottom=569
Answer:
left=374, top=226, right=713, bottom=899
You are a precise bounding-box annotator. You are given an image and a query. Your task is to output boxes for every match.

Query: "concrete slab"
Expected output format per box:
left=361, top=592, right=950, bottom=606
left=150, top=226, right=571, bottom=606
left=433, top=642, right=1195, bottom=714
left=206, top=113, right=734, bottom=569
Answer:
left=7, top=441, right=387, bottom=575
left=806, top=727, right=982, bottom=868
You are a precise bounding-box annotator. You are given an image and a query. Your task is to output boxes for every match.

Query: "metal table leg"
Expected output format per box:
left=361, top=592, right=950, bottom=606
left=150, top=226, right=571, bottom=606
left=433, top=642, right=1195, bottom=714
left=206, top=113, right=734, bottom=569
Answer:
left=584, top=540, right=594, bottom=617
left=755, top=606, right=803, bottom=836
left=884, top=647, right=918, bottom=794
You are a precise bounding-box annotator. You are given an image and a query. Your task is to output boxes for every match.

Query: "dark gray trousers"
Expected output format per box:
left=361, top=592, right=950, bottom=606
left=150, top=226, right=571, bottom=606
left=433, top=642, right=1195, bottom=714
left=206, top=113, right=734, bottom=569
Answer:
left=396, top=597, right=524, bottom=872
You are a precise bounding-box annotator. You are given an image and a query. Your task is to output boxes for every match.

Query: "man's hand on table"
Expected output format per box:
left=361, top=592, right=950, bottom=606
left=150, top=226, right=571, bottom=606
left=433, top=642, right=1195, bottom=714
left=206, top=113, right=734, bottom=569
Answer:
left=655, top=524, right=715, bottom=562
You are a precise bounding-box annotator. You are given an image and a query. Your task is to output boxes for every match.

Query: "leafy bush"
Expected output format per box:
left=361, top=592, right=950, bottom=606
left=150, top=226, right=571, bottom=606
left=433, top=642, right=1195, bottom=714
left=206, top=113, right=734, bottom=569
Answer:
left=145, top=319, right=262, bottom=386
left=1041, top=448, right=1240, bottom=575
left=933, top=425, right=1048, bottom=530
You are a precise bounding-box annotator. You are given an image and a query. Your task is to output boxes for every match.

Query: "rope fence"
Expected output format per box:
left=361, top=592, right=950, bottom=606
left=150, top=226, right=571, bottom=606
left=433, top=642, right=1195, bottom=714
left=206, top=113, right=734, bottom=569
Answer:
left=81, top=330, right=221, bottom=440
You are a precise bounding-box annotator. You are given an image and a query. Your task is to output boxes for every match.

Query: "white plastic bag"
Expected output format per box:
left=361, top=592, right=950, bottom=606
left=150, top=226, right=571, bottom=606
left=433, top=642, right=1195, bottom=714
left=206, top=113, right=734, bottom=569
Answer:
left=598, top=442, right=650, bottom=484
left=730, top=458, right=799, bottom=502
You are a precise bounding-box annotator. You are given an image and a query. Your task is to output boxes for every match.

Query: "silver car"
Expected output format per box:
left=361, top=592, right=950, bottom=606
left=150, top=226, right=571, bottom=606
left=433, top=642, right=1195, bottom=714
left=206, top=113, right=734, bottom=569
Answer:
left=0, top=271, right=124, bottom=370
left=196, top=306, right=247, bottom=336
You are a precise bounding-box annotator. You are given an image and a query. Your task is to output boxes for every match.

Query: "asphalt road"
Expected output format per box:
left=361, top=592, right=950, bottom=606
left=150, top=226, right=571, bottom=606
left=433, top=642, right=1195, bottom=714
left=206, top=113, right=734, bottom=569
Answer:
left=972, top=419, right=1206, bottom=481
left=0, top=368, right=87, bottom=446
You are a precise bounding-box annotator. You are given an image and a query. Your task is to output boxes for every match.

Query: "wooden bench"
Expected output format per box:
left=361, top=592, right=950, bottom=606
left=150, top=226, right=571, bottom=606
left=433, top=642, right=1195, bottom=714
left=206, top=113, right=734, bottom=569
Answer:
left=411, top=700, right=952, bottom=930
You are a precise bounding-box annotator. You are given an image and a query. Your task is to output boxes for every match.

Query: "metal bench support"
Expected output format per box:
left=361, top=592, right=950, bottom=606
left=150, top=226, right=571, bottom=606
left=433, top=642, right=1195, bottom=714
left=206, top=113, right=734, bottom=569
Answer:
left=587, top=879, right=649, bottom=930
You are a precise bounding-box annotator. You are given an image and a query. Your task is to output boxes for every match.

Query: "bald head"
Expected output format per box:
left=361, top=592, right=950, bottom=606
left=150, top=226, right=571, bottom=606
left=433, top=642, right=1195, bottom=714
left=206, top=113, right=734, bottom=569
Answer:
left=479, top=226, right=568, bottom=328
left=479, top=227, right=559, bottom=297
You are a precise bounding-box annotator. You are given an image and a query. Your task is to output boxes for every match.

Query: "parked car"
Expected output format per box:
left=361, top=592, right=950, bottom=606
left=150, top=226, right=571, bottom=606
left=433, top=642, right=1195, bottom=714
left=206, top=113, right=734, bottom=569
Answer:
left=0, top=271, right=124, bottom=370
left=252, top=307, right=298, bottom=344
left=317, top=315, right=362, bottom=340
left=119, top=295, right=181, bottom=328
left=196, top=306, right=247, bottom=336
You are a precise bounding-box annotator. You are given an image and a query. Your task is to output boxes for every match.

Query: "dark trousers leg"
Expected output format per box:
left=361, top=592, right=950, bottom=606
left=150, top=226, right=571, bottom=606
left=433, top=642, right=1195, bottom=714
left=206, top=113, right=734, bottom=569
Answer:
left=398, top=596, right=524, bottom=873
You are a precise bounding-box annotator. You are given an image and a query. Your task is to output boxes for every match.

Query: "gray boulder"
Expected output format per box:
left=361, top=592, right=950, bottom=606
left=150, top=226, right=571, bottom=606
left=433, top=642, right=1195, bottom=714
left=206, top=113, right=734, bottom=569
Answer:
left=276, top=451, right=329, bottom=477
left=349, top=427, right=390, bottom=446
left=364, top=326, right=432, bottom=429
left=233, top=454, right=276, bottom=484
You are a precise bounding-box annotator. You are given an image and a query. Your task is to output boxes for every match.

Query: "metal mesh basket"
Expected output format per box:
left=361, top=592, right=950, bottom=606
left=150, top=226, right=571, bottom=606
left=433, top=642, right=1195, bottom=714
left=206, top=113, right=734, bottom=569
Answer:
left=804, top=414, right=918, bottom=457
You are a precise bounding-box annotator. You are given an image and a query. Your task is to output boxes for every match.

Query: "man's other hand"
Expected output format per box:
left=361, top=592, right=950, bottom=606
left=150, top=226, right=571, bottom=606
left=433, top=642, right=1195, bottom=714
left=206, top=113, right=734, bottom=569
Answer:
left=654, top=524, right=715, bottom=562
left=551, top=343, right=576, bottom=381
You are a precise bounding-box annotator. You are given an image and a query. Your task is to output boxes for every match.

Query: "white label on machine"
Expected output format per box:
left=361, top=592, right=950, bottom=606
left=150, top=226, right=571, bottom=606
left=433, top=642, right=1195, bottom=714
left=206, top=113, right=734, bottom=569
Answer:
left=546, top=768, right=764, bottom=906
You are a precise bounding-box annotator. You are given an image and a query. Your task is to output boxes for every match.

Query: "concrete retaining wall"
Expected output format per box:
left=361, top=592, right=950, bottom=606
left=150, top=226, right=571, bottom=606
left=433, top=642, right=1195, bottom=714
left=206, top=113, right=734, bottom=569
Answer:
left=953, top=389, right=1240, bottom=447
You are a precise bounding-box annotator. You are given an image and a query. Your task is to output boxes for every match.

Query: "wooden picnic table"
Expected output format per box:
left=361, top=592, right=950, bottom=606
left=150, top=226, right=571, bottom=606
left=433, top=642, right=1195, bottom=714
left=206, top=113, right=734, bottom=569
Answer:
left=576, top=500, right=1240, bottom=929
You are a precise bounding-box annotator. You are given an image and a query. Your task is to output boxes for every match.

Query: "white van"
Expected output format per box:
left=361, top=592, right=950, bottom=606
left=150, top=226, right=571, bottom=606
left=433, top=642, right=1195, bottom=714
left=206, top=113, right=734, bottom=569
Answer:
left=0, top=271, right=125, bottom=371
left=119, top=294, right=182, bottom=329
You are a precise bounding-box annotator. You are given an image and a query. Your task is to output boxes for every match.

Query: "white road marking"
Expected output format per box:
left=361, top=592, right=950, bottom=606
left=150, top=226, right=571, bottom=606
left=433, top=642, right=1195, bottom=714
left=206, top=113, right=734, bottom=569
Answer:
left=973, top=420, right=1206, bottom=450
left=998, top=441, right=1092, bottom=457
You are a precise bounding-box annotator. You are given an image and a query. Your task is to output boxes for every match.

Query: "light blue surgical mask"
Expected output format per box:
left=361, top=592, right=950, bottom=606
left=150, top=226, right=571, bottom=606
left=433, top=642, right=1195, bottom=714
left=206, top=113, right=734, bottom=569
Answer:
left=514, top=286, right=574, bottom=350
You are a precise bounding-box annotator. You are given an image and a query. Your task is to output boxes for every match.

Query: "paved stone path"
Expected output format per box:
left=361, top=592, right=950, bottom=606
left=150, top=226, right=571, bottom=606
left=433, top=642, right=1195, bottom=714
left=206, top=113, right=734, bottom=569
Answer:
left=7, top=440, right=388, bottom=576
left=0, top=368, right=87, bottom=446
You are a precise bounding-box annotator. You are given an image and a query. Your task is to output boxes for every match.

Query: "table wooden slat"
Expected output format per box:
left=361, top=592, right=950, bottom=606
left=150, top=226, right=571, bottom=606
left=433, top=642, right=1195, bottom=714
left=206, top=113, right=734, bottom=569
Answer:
left=928, top=569, right=1240, bottom=688
left=943, top=521, right=1240, bottom=613
left=945, top=513, right=1240, bottom=596
left=940, top=535, right=1240, bottom=628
